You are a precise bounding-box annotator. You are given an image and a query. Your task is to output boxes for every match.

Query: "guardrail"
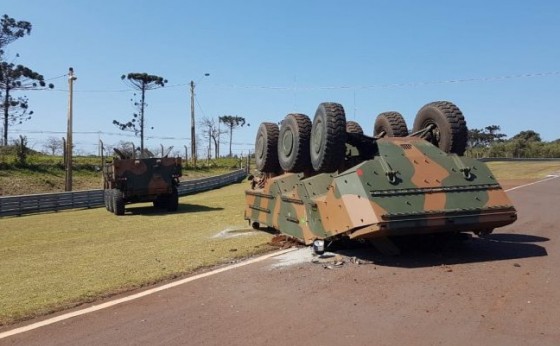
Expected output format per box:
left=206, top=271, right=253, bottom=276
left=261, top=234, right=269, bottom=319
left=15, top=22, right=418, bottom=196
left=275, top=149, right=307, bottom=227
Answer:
left=0, top=169, right=247, bottom=217
left=477, top=157, right=560, bottom=162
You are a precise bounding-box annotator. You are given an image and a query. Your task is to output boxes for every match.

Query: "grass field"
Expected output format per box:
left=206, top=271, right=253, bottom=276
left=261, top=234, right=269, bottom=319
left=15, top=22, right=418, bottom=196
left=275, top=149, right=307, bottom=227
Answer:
left=0, top=182, right=273, bottom=326
left=486, top=161, right=560, bottom=180
left=1, top=161, right=559, bottom=326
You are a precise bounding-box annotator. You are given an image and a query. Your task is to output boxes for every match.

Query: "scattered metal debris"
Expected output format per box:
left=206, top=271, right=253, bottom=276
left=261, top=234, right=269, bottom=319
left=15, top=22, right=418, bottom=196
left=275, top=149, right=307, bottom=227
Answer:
left=268, top=234, right=303, bottom=249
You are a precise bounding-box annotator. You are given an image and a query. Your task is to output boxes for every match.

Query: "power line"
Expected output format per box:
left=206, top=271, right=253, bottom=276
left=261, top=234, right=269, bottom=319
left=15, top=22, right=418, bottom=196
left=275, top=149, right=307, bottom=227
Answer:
left=11, top=129, right=189, bottom=140
left=215, top=71, right=560, bottom=91
left=194, top=94, right=207, bottom=118
left=37, top=71, right=560, bottom=94
left=45, top=74, right=67, bottom=81
left=11, top=129, right=255, bottom=145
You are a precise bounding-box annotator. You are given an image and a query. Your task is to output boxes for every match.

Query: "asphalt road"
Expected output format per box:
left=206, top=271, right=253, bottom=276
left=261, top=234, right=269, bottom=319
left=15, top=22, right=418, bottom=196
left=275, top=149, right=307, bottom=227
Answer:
left=2, top=177, right=559, bottom=346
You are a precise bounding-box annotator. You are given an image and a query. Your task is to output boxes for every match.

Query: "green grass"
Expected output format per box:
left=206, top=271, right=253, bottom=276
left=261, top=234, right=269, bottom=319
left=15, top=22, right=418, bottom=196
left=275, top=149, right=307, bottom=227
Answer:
left=0, top=166, right=101, bottom=195
left=486, top=161, right=560, bottom=180
left=0, top=182, right=273, bottom=326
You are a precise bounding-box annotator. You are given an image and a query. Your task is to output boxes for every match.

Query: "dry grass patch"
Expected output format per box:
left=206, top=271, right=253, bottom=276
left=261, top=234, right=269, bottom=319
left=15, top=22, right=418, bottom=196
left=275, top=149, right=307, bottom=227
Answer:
left=486, top=161, right=560, bottom=180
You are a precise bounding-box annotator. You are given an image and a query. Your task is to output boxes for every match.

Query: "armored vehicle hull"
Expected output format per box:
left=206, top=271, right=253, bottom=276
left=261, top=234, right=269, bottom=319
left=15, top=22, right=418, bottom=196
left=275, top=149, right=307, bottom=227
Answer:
left=245, top=101, right=516, bottom=249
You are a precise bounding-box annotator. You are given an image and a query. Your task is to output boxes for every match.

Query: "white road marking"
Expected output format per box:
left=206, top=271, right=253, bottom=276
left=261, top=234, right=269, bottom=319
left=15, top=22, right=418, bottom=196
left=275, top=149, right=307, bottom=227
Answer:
left=2, top=175, right=559, bottom=339
left=0, top=248, right=297, bottom=340
left=504, top=175, right=559, bottom=192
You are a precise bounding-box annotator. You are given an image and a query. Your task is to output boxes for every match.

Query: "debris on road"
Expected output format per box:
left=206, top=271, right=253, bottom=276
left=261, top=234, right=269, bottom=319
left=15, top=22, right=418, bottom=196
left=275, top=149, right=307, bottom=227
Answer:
left=271, top=247, right=375, bottom=269
left=268, top=235, right=303, bottom=249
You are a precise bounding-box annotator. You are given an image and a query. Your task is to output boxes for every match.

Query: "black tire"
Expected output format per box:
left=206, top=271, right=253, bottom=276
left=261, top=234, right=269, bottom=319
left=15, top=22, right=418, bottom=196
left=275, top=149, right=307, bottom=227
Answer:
left=106, top=190, right=111, bottom=211
left=107, top=190, right=114, bottom=213
left=167, top=186, right=179, bottom=212
left=278, top=113, right=312, bottom=172
left=374, top=112, right=408, bottom=137
left=412, top=101, right=468, bottom=155
left=255, top=122, right=280, bottom=173
left=104, top=190, right=109, bottom=210
left=346, top=121, right=363, bottom=135
left=113, top=189, right=125, bottom=216
left=107, top=190, right=112, bottom=211
left=159, top=195, right=169, bottom=209
left=310, top=102, right=347, bottom=173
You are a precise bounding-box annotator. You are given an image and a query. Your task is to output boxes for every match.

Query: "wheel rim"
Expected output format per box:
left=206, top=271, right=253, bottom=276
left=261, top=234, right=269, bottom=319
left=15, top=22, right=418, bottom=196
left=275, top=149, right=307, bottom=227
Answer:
left=281, top=129, right=294, bottom=157
left=312, top=119, right=323, bottom=154
left=256, top=135, right=264, bottom=159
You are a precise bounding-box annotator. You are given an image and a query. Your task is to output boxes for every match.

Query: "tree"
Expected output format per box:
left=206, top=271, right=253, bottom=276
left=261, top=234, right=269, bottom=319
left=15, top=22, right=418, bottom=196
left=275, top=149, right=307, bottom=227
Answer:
left=0, top=14, right=31, bottom=55
left=483, top=125, right=507, bottom=145
left=43, top=136, right=63, bottom=155
left=13, top=134, right=29, bottom=166
left=200, top=116, right=227, bottom=158
left=0, top=14, right=54, bottom=146
left=467, top=128, right=485, bottom=148
left=1, top=63, right=53, bottom=145
left=511, top=130, right=541, bottom=143
left=467, top=125, right=507, bottom=148
left=200, top=117, right=215, bottom=159
left=219, top=115, right=246, bottom=157
left=113, top=73, right=167, bottom=155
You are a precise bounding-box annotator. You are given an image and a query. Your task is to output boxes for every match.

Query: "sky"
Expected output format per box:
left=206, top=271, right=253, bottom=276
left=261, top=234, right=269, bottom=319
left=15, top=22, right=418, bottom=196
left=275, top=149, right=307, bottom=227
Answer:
left=1, top=0, right=559, bottom=156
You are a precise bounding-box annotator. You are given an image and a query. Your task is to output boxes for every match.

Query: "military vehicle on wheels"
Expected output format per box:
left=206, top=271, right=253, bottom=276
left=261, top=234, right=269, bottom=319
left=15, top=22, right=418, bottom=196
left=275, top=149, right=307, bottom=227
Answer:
left=103, top=149, right=182, bottom=215
left=245, top=101, right=517, bottom=253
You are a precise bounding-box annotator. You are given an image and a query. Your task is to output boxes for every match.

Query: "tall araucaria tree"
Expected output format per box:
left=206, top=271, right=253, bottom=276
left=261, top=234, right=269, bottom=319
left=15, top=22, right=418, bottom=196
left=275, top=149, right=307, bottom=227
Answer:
left=113, top=73, right=167, bottom=155
left=0, top=14, right=54, bottom=146
left=0, top=14, right=31, bottom=55
left=219, top=115, right=246, bottom=157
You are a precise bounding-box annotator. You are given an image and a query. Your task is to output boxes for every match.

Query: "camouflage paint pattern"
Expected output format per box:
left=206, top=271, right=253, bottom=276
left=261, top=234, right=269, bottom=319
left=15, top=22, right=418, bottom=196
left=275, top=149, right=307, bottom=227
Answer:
left=245, top=137, right=516, bottom=245
left=103, top=157, right=182, bottom=202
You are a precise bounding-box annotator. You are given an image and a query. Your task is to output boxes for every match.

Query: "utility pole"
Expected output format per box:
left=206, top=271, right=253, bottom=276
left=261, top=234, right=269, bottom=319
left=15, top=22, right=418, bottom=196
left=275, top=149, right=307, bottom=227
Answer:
left=65, top=67, right=77, bottom=191
left=190, top=80, right=196, bottom=168
left=189, top=73, right=210, bottom=168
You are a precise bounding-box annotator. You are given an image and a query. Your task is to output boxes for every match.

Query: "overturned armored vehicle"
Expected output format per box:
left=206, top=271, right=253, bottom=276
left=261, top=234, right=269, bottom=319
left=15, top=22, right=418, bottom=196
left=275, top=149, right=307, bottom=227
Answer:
left=245, top=101, right=517, bottom=251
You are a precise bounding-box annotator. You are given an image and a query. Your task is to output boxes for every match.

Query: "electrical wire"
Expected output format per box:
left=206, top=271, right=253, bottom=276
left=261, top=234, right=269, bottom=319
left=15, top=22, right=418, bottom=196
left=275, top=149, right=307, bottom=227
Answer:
left=215, top=71, right=560, bottom=91
left=12, top=129, right=254, bottom=146
left=38, top=71, right=560, bottom=93
left=194, top=94, right=207, bottom=119
left=45, top=74, right=67, bottom=81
